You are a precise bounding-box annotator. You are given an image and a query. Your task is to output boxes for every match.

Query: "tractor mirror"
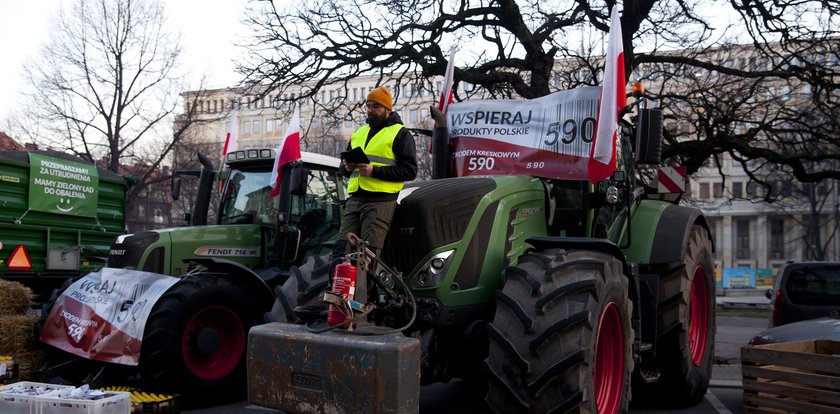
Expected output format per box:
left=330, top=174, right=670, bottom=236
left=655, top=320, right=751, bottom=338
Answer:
left=635, top=108, right=662, bottom=164
left=290, top=165, right=309, bottom=196
left=171, top=176, right=182, bottom=201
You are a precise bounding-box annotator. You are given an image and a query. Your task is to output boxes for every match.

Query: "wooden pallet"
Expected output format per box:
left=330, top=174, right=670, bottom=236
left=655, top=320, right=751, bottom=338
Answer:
left=741, top=340, right=840, bottom=413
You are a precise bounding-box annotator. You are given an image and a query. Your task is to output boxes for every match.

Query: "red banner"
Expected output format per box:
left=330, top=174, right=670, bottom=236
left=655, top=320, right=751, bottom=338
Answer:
left=40, top=268, right=179, bottom=366
left=447, top=87, right=601, bottom=180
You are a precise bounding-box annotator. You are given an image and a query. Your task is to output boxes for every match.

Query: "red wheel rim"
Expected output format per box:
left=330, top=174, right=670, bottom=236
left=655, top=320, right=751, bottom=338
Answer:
left=595, top=302, right=624, bottom=414
left=181, top=306, right=245, bottom=380
left=689, top=266, right=710, bottom=366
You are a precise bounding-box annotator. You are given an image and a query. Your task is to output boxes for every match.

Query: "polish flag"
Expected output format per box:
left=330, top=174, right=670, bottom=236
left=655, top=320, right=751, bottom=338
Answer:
left=222, top=111, right=239, bottom=157
left=588, top=7, right=626, bottom=183
left=438, top=46, right=456, bottom=115
left=269, top=105, right=302, bottom=197
left=219, top=111, right=238, bottom=191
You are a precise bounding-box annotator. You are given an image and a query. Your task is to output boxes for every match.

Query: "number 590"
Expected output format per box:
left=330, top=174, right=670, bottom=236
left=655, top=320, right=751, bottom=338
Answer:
left=468, top=157, right=495, bottom=171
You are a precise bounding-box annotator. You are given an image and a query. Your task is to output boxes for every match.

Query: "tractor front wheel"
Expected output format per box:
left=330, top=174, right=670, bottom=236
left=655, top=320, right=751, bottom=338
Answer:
left=139, top=275, right=259, bottom=405
left=486, top=249, right=634, bottom=414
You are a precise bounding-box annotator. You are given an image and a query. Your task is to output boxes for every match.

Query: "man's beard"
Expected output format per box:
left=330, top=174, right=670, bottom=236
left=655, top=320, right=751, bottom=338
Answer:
left=366, top=112, right=388, bottom=127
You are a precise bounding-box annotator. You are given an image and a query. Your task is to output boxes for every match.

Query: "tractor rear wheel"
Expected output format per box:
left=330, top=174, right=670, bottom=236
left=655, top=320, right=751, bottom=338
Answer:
left=486, top=249, right=634, bottom=414
left=632, top=225, right=715, bottom=406
left=269, top=254, right=331, bottom=323
left=139, top=275, right=259, bottom=405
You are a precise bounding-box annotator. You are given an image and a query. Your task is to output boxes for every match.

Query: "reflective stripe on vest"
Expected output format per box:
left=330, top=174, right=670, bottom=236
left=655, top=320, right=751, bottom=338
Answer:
left=347, top=123, right=404, bottom=194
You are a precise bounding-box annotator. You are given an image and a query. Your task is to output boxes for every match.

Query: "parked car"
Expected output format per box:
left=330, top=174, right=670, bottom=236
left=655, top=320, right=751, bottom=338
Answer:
left=749, top=315, right=840, bottom=345
left=766, top=261, right=840, bottom=327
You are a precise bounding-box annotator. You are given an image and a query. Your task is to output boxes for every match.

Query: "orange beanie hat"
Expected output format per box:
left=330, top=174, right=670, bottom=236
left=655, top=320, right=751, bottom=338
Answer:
left=366, top=86, right=393, bottom=111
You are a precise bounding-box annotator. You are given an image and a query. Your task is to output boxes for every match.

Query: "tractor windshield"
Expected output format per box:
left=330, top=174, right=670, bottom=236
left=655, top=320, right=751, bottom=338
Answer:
left=218, top=170, right=276, bottom=225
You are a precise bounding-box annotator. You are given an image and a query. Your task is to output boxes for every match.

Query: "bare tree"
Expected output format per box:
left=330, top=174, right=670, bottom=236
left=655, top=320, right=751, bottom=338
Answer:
left=238, top=0, right=839, bottom=188
left=16, top=0, right=202, bottom=195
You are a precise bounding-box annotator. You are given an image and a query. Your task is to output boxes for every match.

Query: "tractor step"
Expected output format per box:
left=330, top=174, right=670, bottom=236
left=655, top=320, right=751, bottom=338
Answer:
left=248, top=322, right=421, bottom=414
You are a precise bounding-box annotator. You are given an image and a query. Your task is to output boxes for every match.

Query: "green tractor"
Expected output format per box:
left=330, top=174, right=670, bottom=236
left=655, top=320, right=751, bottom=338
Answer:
left=39, top=149, right=345, bottom=403
left=251, top=95, right=715, bottom=413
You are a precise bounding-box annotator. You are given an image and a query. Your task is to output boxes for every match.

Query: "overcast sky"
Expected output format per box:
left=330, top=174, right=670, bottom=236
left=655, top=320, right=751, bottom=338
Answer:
left=0, top=0, right=250, bottom=122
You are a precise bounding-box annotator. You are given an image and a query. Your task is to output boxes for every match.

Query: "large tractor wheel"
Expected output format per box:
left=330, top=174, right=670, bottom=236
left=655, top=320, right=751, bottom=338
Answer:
left=269, top=254, right=331, bottom=323
left=139, top=275, right=260, bottom=405
left=37, top=277, right=94, bottom=384
left=486, top=249, right=634, bottom=414
left=632, top=225, right=715, bottom=406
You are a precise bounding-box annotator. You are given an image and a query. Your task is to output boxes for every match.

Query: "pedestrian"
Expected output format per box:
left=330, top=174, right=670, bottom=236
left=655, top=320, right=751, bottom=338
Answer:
left=330, top=86, right=418, bottom=274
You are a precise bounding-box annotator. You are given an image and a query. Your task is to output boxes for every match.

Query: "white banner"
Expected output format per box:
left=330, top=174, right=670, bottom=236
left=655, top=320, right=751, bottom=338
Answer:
left=40, top=268, right=180, bottom=366
left=447, top=86, right=601, bottom=180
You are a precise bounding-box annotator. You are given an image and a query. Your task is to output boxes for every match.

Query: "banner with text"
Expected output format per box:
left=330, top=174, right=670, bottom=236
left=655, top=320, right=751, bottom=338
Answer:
left=28, top=153, right=99, bottom=217
left=39, top=268, right=180, bottom=366
left=448, top=86, right=601, bottom=180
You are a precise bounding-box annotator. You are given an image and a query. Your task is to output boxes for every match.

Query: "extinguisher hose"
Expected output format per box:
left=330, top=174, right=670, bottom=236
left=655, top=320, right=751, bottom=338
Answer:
left=305, top=271, right=417, bottom=336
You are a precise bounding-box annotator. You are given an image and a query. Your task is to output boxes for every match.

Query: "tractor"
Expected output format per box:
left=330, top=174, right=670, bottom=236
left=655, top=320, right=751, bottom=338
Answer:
left=39, top=149, right=345, bottom=405
left=250, top=88, right=716, bottom=414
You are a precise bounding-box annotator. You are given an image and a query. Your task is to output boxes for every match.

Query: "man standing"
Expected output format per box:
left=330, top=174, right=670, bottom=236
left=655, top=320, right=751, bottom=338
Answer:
left=331, top=86, right=417, bottom=268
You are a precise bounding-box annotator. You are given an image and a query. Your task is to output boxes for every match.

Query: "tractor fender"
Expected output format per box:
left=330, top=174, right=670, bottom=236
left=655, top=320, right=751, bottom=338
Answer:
left=624, top=200, right=712, bottom=266
left=526, top=236, right=632, bottom=277
left=186, top=258, right=275, bottom=307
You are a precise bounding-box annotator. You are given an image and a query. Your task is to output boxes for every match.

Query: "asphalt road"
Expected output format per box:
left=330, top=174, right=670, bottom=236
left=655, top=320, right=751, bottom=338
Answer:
left=184, top=313, right=769, bottom=414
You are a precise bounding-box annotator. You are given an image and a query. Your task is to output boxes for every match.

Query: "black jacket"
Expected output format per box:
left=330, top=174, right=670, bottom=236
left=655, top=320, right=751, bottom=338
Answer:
left=341, top=111, right=417, bottom=202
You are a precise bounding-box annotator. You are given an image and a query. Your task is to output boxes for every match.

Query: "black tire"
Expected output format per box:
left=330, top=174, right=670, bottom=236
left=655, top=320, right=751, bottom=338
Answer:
left=269, top=254, right=331, bottom=323
left=139, top=275, right=260, bottom=405
left=486, top=249, right=634, bottom=414
left=37, top=277, right=92, bottom=384
left=632, top=225, right=715, bottom=406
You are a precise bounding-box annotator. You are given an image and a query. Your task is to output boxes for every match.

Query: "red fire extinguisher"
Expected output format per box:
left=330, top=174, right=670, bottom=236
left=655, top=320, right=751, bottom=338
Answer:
left=327, top=263, right=357, bottom=327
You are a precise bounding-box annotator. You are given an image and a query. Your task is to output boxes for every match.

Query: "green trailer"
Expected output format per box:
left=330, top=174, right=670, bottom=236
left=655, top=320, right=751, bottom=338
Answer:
left=0, top=150, right=126, bottom=300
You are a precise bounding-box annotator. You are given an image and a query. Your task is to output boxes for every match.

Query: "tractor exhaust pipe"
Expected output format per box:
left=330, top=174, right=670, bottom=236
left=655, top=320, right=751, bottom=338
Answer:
left=191, top=152, right=214, bottom=226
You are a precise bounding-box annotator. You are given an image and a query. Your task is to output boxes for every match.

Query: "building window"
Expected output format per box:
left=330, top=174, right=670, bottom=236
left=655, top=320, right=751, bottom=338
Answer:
left=266, top=119, right=274, bottom=133
left=746, top=181, right=758, bottom=197
left=410, top=109, right=418, bottom=124
left=253, top=120, right=261, bottom=134
left=243, top=121, right=252, bottom=134
left=735, top=218, right=751, bottom=260
left=732, top=181, right=743, bottom=198
left=699, top=182, right=709, bottom=199
left=713, top=182, right=723, bottom=198
left=769, top=218, right=785, bottom=260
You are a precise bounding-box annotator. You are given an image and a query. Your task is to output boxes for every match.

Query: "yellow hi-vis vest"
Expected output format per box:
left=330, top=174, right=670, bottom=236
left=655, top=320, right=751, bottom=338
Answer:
left=347, top=123, right=404, bottom=194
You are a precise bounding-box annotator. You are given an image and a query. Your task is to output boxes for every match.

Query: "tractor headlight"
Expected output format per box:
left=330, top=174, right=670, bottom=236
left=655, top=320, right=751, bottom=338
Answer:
left=413, top=250, right=454, bottom=289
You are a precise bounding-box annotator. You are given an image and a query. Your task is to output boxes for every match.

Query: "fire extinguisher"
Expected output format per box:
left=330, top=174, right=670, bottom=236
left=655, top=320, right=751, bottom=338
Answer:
left=327, top=263, right=357, bottom=327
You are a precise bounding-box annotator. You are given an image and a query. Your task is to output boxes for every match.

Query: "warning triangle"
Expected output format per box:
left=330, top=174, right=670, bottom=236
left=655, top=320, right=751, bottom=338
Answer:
left=8, top=245, right=32, bottom=271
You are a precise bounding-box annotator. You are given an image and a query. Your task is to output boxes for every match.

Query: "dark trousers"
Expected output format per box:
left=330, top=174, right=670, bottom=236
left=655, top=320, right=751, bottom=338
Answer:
left=330, top=197, right=397, bottom=265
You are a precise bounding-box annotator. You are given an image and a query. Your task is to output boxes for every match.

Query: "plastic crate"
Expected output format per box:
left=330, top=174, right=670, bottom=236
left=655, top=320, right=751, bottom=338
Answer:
left=0, top=381, right=75, bottom=414
left=37, top=388, right=131, bottom=414
left=97, top=387, right=179, bottom=414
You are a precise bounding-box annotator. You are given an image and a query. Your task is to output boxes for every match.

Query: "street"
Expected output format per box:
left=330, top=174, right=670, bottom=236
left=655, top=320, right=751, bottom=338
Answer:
left=184, top=312, right=768, bottom=414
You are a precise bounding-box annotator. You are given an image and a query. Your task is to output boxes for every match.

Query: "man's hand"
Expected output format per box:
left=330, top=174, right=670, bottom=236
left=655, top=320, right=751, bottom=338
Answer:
left=343, top=160, right=356, bottom=172
left=357, top=163, right=373, bottom=177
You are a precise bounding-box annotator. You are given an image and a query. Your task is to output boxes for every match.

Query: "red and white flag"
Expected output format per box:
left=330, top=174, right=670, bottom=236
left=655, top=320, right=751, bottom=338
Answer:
left=588, top=7, right=626, bottom=183
left=269, top=105, right=302, bottom=197
left=222, top=111, right=239, bottom=157
left=218, top=111, right=239, bottom=191
left=438, top=46, right=456, bottom=115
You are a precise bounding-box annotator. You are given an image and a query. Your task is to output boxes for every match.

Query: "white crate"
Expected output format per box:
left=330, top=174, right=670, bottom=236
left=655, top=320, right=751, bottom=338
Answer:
left=36, top=389, right=130, bottom=414
left=0, top=381, right=75, bottom=414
